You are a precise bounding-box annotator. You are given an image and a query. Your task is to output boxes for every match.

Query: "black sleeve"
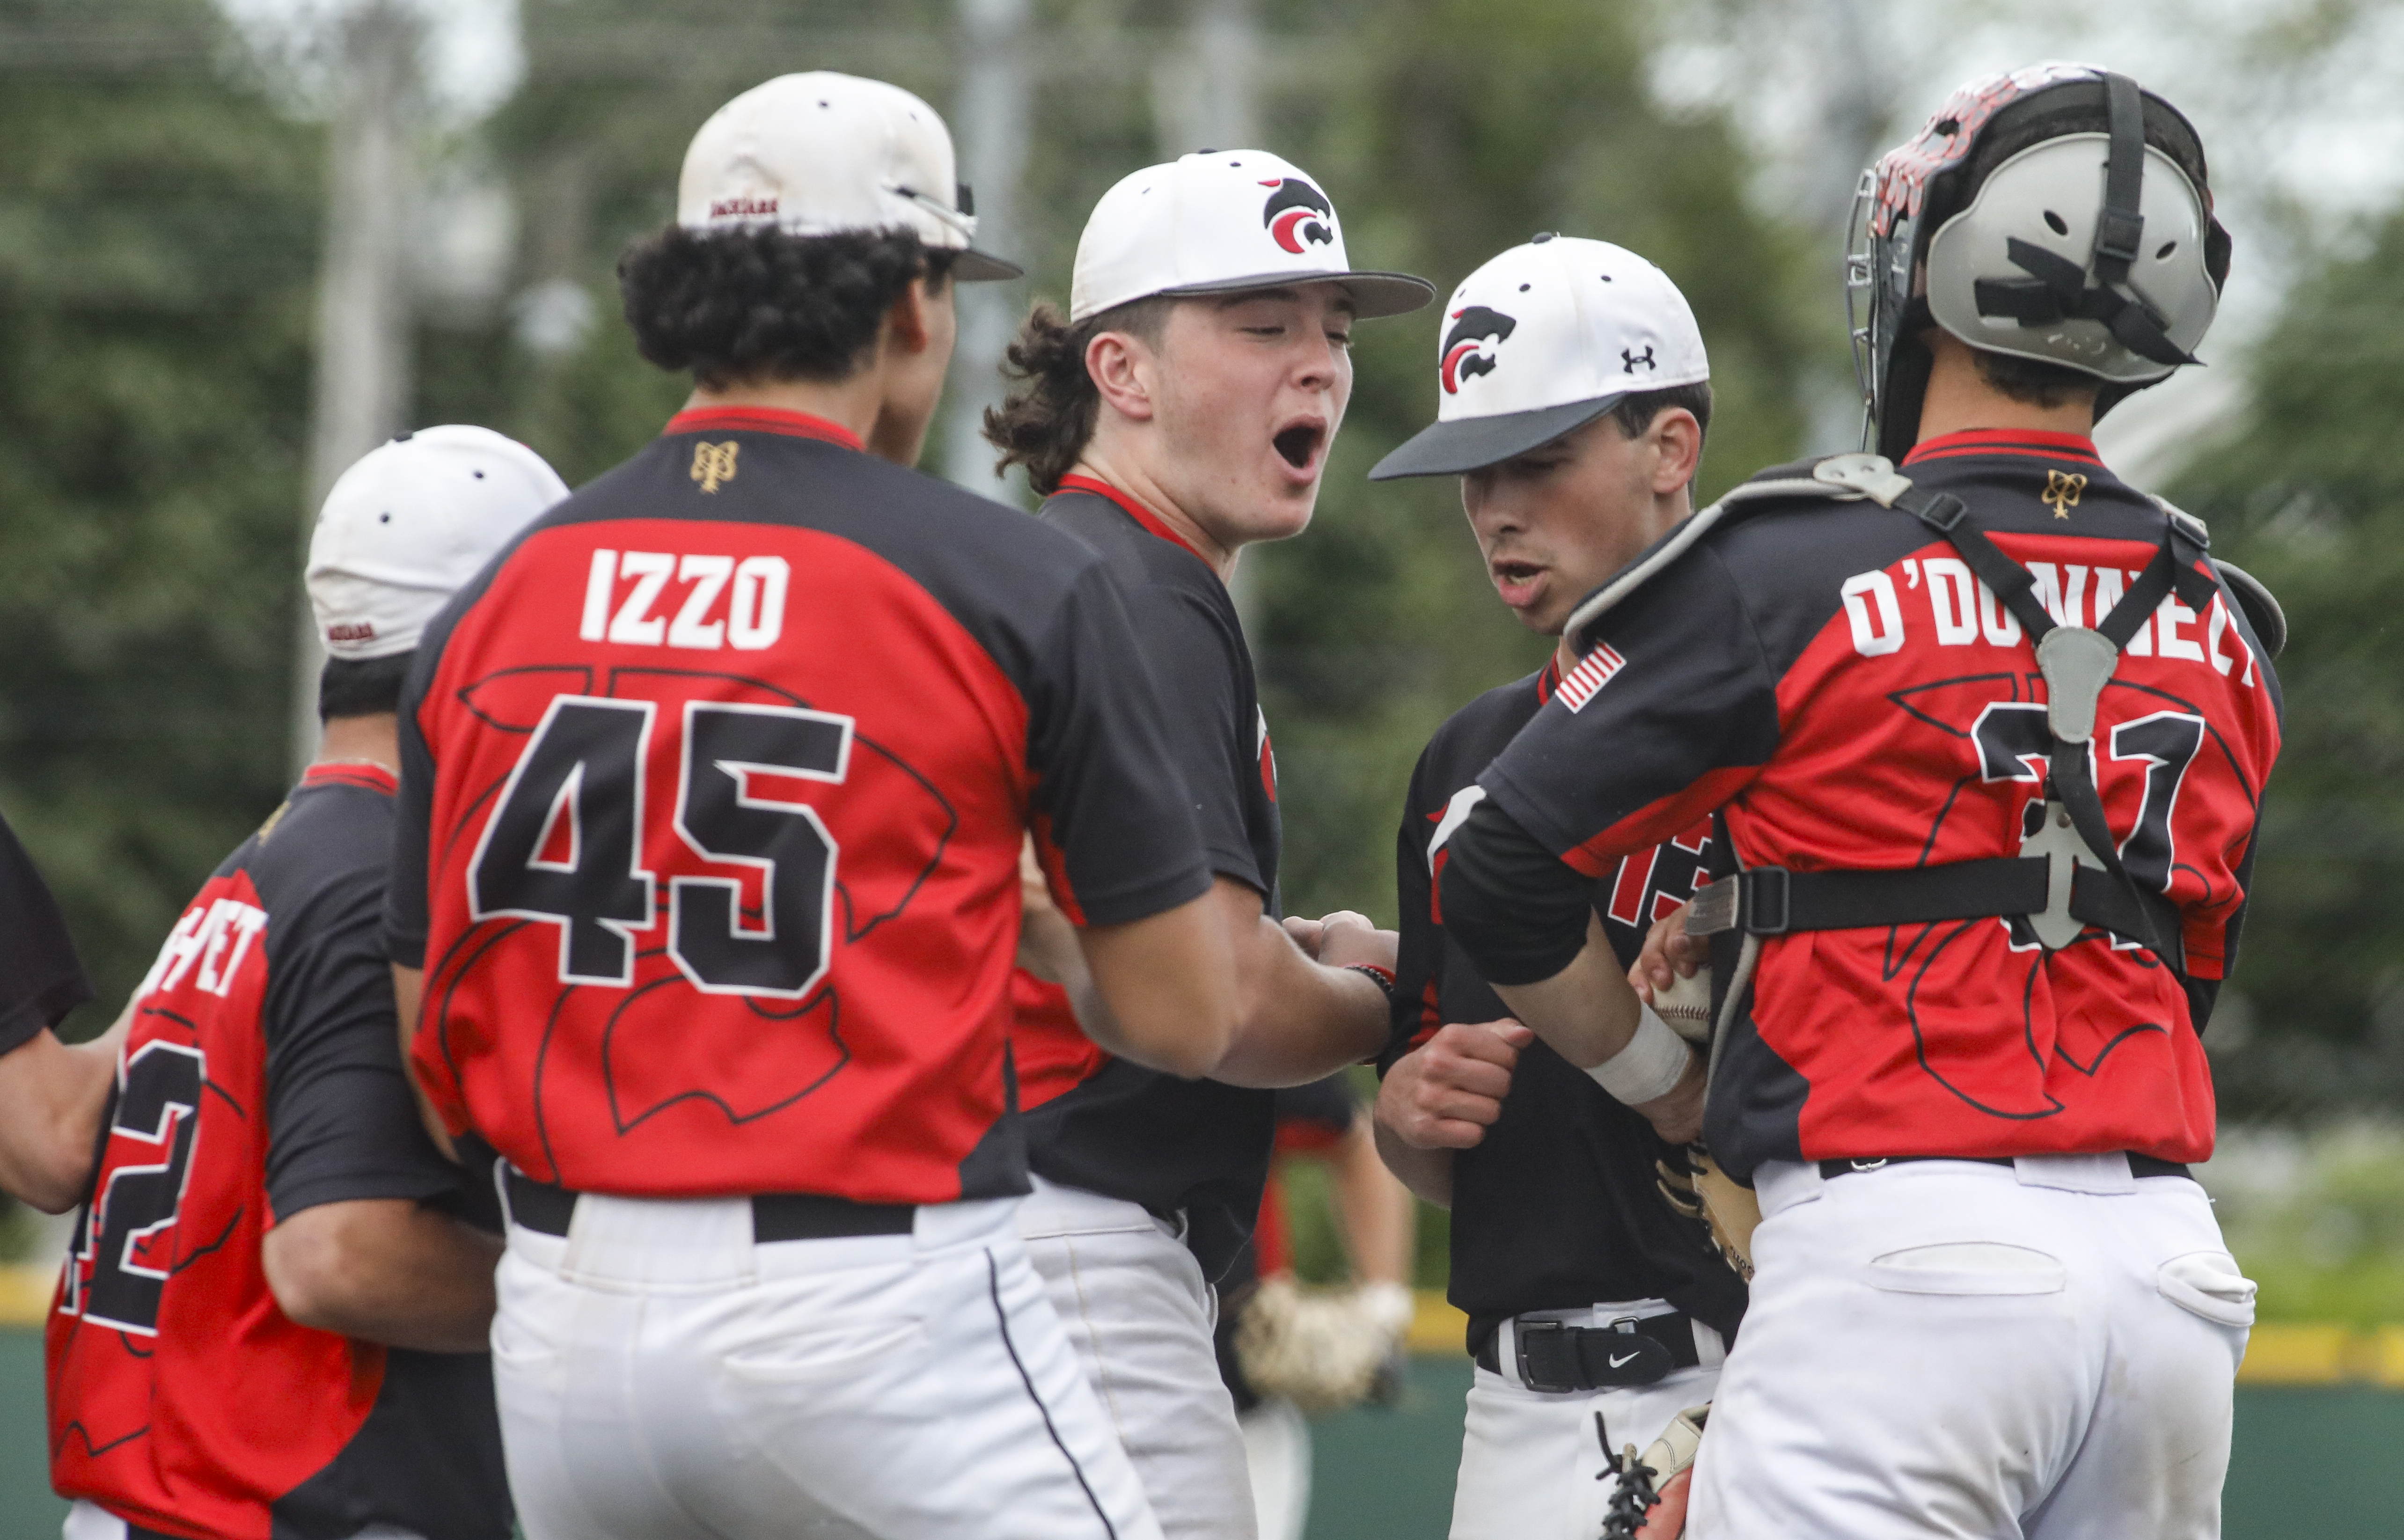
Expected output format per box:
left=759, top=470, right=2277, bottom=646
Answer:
left=1025, top=561, right=1217, bottom=926
left=1382, top=748, right=1442, bottom=1074
left=382, top=646, right=440, bottom=968
left=266, top=866, right=462, bottom=1221
left=0, top=811, right=92, bottom=1055
left=1441, top=797, right=1596, bottom=989
left=1481, top=546, right=1779, bottom=876
left=1125, top=583, right=1266, bottom=893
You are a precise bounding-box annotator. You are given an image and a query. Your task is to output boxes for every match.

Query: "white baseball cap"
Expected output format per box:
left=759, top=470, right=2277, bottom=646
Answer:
left=1370, top=235, right=1708, bottom=479
left=1069, top=150, right=1432, bottom=323
left=678, top=72, right=1020, bottom=281
left=307, top=426, right=571, bottom=660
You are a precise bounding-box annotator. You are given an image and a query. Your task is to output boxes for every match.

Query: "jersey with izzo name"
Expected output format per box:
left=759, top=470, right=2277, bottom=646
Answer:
left=385, top=409, right=1209, bottom=1204
left=1479, top=431, right=2281, bottom=1181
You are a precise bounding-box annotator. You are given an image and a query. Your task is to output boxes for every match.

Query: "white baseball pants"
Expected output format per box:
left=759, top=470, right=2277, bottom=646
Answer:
left=1447, top=1302, right=1724, bottom=1540
left=1018, top=1176, right=1257, bottom=1540
left=1237, top=1398, right=1312, bottom=1540
left=489, top=1191, right=1162, bottom=1540
left=1691, top=1155, right=2255, bottom=1540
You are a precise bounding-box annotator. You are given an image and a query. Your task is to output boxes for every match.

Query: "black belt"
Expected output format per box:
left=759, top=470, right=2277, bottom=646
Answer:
left=1473, top=1309, right=1700, bottom=1392
left=503, top=1168, right=916, bottom=1243
left=1818, top=1153, right=2191, bottom=1182
left=1687, top=859, right=2183, bottom=968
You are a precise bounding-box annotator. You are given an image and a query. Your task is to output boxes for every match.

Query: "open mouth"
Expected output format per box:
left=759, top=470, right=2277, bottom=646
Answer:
left=1490, top=559, right=1549, bottom=605
left=1273, top=422, right=1325, bottom=471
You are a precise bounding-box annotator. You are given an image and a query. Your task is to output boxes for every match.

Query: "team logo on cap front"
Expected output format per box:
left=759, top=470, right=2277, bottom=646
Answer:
left=1440, top=306, right=1517, bottom=394
left=1259, top=178, right=1335, bottom=253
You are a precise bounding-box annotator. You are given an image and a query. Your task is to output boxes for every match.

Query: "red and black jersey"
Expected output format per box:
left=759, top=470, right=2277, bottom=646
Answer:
left=1388, top=661, right=1746, bottom=1354
left=50, top=765, right=505, bottom=1540
left=1010, top=478, right=1281, bottom=1282
left=385, top=411, right=1211, bottom=1203
left=1481, top=433, right=2282, bottom=1181
left=0, top=809, right=91, bottom=1052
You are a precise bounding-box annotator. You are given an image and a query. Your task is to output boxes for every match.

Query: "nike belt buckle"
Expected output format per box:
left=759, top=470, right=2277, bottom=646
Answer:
left=1584, top=1321, right=1675, bottom=1387
left=1514, top=1319, right=1673, bottom=1393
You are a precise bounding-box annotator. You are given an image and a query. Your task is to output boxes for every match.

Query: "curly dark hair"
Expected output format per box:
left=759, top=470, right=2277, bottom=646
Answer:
left=616, top=225, right=955, bottom=390
left=982, top=296, right=1173, bottom=497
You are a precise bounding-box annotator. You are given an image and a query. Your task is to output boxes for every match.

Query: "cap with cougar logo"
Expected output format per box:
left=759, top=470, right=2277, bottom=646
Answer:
left=1373, top=235, right=1708, bottom=480
left=1069, top=150, right=1431, bottom=323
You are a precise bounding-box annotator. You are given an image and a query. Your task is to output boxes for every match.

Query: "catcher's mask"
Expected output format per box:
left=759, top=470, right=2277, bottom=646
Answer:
left=1846, top=63, right=2231, bottom=461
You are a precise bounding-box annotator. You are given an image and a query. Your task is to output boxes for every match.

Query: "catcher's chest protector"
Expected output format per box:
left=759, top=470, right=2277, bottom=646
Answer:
left=1488, top=434, right=2281, bottom=1180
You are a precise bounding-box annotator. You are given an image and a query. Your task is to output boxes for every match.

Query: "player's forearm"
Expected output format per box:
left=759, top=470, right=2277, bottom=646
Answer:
left=1209, top=921, right=1388, bottom=1087
left=1073, top=893, right=1239, bottom=1077
left=1488, top=917, right=1647, bottom=1070
left=0, top=1011, right=127, bottom=1213
left=263, top=1197, right=501, bottom=1354
left=1372, top=1116, right=1454, bottom=1208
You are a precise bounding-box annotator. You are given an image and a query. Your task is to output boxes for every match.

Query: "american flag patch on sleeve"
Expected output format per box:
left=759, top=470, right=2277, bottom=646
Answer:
left=1557, top=643, right=1627, bottom=712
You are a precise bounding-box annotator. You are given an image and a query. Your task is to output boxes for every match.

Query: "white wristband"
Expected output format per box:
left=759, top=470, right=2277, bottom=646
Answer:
left=1585, top=1005, right=1693, bottom=1105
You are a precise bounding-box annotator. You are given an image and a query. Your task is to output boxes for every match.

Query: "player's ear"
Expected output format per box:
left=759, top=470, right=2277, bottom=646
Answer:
left=1085, top=330, right=1159, bottom=425
left=1648, top=407, right=1704, bottom=495
left=885, top=278, right=932, bottom=356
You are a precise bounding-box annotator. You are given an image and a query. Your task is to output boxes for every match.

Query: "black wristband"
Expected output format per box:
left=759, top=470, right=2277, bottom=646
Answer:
left=1345, top=963, right=1396, bottom=1001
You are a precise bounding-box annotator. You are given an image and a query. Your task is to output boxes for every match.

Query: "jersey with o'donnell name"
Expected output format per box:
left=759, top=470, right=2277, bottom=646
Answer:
left=386, top=408, right=1211, bottom=1203
left=51, top=765, right=505, bottom=1540
left=1389, top=660, right=1745, bottom=1355
left=1480, top=430, right=2282, bottom=1182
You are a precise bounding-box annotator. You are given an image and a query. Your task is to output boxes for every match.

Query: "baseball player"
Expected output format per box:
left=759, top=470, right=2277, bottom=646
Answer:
left=1440, top=66, right=2281, bottom=1537
left=0, top=811, right=99, bottom=1210
left=983, top=149, right=1432, bottom=1538
left=0, top=425, right=566, bottom=1540
left=384, top=74, right=1239, bottom=1540
left=1364, top=236, right=1746, bottom=1539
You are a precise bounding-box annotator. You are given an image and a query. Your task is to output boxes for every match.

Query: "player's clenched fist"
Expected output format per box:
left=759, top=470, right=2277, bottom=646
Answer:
left=1378, top=1019, right=1534, bottom=1151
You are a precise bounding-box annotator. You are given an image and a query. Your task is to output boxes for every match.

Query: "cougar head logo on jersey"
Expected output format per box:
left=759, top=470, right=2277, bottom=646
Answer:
left=1440, top=306, right=1517, bottom=394
left=1259, top=178, right=1335, bottom=253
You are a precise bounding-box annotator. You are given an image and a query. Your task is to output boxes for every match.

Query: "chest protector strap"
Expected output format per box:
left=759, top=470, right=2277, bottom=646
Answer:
left=1686, top=454, right=2221, bottom=978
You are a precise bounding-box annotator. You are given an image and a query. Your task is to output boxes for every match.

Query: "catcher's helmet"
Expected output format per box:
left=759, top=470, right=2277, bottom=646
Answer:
left=1847, top=63, right=2231, bottom=460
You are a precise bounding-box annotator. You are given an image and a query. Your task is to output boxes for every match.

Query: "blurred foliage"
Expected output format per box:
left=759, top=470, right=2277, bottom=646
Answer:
left=2205, top=1125, right=2404, bottom=1327
left=0, top=0, right=321, bottom=1034
left=2170, top=203, right=2404, bottom=1120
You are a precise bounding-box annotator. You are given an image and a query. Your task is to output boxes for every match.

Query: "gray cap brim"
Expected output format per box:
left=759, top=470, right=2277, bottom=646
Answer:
left=954, top=247, right=1024, bottom=282
left=1156, top=268, right=1435, bottom=319
left=1368, top=393, right=1629, bottom=480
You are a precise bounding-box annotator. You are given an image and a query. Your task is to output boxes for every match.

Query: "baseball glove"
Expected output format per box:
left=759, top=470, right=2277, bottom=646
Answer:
left=1233, top=1278, right=1414, bottom=1415
left=1656, top=1142, right=1759, bottom=1282
left=1600, top=1402, right=1710, bottom=1540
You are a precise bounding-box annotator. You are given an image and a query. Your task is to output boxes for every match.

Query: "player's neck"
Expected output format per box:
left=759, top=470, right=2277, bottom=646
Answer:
left=684, top=375, right=881, bottom=443
left=1914, top=334, right=2097, bottom=445
left=316, top=713, right=400, bottom=776
left=1063, top=451, right=1240, bottom=586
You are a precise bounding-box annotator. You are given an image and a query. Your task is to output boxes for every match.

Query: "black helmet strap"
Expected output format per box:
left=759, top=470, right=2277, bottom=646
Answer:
left=1968, top=72, right=2199, bottom=370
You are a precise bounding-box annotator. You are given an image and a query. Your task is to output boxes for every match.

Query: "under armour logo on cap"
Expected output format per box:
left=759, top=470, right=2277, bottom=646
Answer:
left=1622, top=345, right=1656, bottom=373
